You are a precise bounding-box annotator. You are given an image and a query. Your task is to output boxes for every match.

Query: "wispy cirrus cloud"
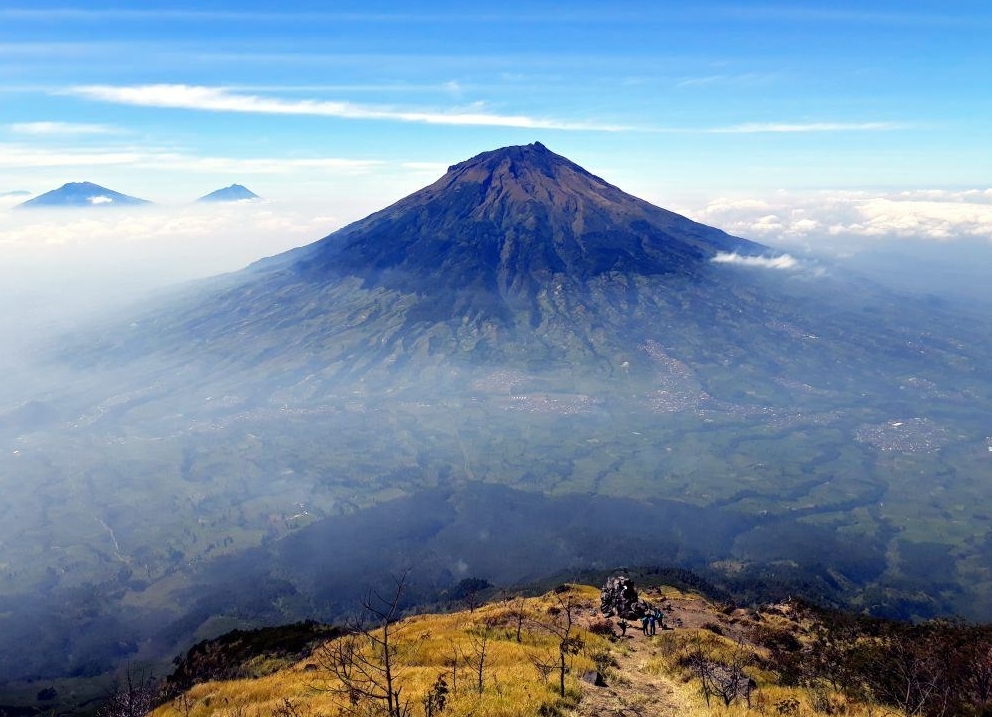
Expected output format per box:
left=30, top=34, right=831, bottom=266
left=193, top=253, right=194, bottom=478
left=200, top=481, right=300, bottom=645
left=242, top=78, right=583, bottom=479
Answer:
left=67, top=83, right=629, bottom=131
left=63, top=84, right=901, bottom=134
left=9, top=121, right=120, bottom=135
left=675, top=72, right=780, bottom=88
left=0, top=143, right=382, bottom=173
left=0, top=145, right=143, bottom=167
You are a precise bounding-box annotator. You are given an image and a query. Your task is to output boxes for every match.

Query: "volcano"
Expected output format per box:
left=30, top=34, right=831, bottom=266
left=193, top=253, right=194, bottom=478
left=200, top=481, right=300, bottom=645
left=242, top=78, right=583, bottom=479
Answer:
left=196, top=183, right=260, bottom=202
left=17, top=181, right=151, bottom=208
left=108, top=143, right=774, bottom=384
left=75, top=142, right=979, bottom=398
left=289, top=141, right=763, bottom=286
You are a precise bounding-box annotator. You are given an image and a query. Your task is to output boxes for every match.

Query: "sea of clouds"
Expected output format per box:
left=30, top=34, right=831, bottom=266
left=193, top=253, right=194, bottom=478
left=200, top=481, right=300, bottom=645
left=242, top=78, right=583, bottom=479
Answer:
left=688, top=188, right=992, bottom=252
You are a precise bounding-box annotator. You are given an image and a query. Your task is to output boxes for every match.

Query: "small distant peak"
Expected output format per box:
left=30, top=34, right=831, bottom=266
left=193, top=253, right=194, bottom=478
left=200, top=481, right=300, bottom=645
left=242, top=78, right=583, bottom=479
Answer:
left=197, top=184, right=260, bottom=203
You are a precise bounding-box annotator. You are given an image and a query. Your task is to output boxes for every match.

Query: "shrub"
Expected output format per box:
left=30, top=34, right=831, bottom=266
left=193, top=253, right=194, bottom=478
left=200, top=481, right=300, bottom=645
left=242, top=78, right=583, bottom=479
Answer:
left=701, top=622, right=724, bottom=635
left=587, top=619, right=615, bottom=636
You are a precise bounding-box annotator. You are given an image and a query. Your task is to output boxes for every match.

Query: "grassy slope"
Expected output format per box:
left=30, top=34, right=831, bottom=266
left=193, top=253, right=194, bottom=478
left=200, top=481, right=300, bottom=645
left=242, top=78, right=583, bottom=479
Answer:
left=149, top=584, right=891, bottom=717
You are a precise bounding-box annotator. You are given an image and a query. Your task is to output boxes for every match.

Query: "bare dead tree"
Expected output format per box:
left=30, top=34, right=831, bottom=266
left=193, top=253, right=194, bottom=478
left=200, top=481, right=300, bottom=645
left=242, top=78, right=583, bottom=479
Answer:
left=681, top=631, right=757, bottom=709
left=467, top=618, right=495, bottom=695
left=509, top=594, right=528, bottom=643
left=313, top=571, right=412, bottom=717
left=683, top=633, right=717, bottom=707
left=462, top=587, right=482, bottom=614
left=710, top=635, right=757, bottom=708
left=961, top=640, right=992, bottom=714
left=98, top=665, right=159, bottom=717
left=869, top=630, right=949, bottom=717
left=443, top=639, right=462, bottom=695
left=530, top=653, right=556, bottom=685
left=531, top=588, right=585, bottom=698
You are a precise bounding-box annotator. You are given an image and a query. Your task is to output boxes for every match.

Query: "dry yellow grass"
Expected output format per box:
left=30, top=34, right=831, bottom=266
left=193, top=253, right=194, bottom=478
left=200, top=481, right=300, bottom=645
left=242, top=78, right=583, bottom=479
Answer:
left=151, top=585, right=607, bottom=717
left=151, top=584, right=906, bottom=717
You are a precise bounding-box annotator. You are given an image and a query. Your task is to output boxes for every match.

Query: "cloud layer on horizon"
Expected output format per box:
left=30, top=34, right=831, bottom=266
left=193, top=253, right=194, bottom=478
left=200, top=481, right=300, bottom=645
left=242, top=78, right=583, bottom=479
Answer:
left=689, top=189, right=992, bottom=251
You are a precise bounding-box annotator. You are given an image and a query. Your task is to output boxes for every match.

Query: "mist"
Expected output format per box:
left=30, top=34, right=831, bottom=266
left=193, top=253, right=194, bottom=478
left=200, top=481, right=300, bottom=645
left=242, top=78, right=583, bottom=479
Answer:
left=678, top=191, right=992, bottom=310
left=836, top=236, right=992, bottom=308
left=0, top=200, right=351, bottom=358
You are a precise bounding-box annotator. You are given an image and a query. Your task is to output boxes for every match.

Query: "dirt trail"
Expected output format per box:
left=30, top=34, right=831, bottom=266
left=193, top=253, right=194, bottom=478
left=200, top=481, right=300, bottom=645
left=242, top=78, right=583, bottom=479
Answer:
left=569, top=589, right=713, bottom=717
left=572, top=630, right=686, bottom=717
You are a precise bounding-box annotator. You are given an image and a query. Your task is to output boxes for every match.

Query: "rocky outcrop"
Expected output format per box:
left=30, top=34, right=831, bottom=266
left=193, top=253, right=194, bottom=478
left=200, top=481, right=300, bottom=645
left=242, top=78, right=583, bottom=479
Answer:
left=600, top=575, right=652, bottom=619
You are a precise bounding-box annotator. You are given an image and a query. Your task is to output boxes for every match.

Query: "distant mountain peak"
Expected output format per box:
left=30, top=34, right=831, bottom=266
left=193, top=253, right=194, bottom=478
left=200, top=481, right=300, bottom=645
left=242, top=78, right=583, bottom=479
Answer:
left=17, top=181, right=151, bottom=208
left=197, top=184, right=260, bottom=203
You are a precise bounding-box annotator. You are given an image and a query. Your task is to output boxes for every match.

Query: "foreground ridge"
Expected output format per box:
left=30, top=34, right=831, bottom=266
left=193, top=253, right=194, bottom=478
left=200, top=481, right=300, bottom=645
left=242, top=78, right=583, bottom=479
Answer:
left=148, top=581, right=992, bottom=717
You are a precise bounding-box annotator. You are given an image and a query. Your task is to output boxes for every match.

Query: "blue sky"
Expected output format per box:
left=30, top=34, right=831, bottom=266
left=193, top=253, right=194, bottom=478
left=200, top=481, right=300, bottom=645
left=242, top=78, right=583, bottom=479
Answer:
left=1, top=1, right=991, bottom=305
left=3, top=1, right=990, bottom=202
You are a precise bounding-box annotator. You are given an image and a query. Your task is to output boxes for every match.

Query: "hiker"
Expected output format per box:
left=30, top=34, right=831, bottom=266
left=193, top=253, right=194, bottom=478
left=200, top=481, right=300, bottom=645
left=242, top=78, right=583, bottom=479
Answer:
left=648, top=612, right=656, bottom=635
left=641, top=615, right=650, bottom=635
left=618, top=618, right=628, bottom=636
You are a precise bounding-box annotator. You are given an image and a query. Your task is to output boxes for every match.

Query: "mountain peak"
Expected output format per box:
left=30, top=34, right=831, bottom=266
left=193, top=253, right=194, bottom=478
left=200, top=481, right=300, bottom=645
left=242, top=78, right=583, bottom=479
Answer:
left=444, top=141, right=602, bottom=198
left=197, top=184, right=260, bottom=203
left=446, top=140, right=554, bottom=171
left=17, top=181, right=151, bottom=208
left=292, top=142, right=765, bottom=304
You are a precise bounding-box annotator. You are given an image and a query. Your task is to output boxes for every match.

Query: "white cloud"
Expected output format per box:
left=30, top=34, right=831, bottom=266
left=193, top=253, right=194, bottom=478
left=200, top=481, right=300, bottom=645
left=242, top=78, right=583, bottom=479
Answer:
left=0, top=194, right=27, bottom=211
left=676, top=72, right=779, bottom=88
left=712, top=252, right=800, bottom=269
left=691, top=189, right=992, bottom=247
left=9, top=121, right=118, bottom=135
left=68, top=83, right=629, bottom=131
left=0, top=144, right=144, bottom=167
left=0, top=143, right=383, bottom=174
left=400, top=161, right=449, bottom=172
left=0, top=189, right=371, bottom=344
left=0, top=202, right=334, bottom=265
left=88, top=195, right=113, bottom=204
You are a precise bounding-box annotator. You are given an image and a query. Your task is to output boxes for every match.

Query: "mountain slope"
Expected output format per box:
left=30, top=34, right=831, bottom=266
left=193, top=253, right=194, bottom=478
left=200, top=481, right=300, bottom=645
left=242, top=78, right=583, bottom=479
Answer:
left=93, top=142, right=777, bottom=381
left=149, top=583, right=992, bottom=717
left=294, top=142, right=762, bottom=284
left=17, top=181, right=151, bottom=207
